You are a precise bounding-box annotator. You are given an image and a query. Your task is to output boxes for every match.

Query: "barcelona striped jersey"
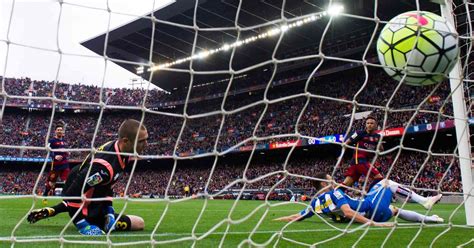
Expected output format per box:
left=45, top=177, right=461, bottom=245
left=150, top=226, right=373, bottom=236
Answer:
left=346, top=130, right=381, bottom=164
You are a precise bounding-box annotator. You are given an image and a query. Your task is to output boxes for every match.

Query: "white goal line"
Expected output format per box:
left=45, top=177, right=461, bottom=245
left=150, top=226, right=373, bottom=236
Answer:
left=0, top=224, right=454, bottom=241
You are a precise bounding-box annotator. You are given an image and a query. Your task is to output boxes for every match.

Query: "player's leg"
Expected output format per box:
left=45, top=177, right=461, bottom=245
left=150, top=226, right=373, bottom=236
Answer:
left=385, top=180, right=442, bottom=209
left=341, top=164, right=360, bottom=188
left=92, top=214, right=144, bottom=231
left=31, top=168, right=71, bottom=222
left=113, top=214, right=145, bottom=231
left=43, top=171, right=57, bottom=196
left=390, top=206, right=443, bottom=223
left=357, top=162, right=383, bottom=190
left=43, top=171, right=58, bottom=205
left=27, top=201, right=69, bottom=223
left=86, top=204, right=145, bottom=232
left=59, top=167, right=70, bottom=182
left=29, top=170, right=73, bottom=224
left=341, top=176, right=354, bottom=188
left=365, top=181, right=394, bottom=222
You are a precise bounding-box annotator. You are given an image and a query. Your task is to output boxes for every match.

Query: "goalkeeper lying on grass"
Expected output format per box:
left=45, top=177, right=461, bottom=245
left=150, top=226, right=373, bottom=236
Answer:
left=274, top=173, right=443, bottom=226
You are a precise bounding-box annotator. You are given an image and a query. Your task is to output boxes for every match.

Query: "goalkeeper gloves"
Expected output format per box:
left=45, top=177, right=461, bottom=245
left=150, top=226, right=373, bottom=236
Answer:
left=104, top=206, right=116, bottom=232
left=76, top=219, right=104, bottom=236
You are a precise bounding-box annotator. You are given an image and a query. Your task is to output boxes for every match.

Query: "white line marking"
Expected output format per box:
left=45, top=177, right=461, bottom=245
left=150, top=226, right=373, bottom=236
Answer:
left=0, top=225, right=449, bottom=241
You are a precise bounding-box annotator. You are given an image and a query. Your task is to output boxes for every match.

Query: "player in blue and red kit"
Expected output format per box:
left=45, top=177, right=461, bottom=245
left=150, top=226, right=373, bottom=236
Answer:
left=342, top=116, right=384, bottom=189
left=43, top=124, right=70, bottom=205
left=274, top=173, right=443, bottom=224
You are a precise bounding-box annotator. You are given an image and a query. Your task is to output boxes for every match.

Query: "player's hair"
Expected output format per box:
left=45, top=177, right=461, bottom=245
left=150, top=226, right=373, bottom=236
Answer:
left=312, top=172, right=329, bottom=191
left=366, top=116, right=377, bottom=123
left=118, top=119, right=147, bottom=141
left=55, top=124, right=64, bottom=130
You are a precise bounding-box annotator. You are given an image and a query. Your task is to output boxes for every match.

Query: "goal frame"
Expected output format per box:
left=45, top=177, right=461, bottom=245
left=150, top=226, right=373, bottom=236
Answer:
left=441, top=0, right=474, bottom=226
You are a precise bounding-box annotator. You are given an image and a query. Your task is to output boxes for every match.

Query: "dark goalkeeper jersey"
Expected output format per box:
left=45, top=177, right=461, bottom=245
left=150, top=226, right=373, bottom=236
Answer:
left=62, top=140, right=129, bottom=223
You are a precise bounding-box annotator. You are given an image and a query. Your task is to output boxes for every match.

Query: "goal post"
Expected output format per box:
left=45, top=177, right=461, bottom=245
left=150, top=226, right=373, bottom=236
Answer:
left=441, top=0, right=474, bottom=226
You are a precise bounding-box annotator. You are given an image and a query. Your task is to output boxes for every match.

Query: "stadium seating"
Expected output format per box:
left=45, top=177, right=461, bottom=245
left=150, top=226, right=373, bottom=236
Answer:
left=0, top=151, right=462, bottom=195
left=0, top=67, right=453, bottom=159
left=0, top=60, right=460, bottom=196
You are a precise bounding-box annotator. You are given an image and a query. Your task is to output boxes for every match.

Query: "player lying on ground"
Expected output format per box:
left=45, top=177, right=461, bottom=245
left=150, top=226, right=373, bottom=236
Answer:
left=28, top=119, right=148, bottom=236
left=274, top=173, right=443, bottom=225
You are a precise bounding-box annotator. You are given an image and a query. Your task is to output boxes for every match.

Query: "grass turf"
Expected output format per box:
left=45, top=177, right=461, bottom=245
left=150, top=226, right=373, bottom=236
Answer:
left=0, top=198, right=473, bottom=247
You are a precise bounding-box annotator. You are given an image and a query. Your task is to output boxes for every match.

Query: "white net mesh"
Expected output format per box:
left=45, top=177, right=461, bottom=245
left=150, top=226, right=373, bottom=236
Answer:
left=0, top=0, right=473, bottom=247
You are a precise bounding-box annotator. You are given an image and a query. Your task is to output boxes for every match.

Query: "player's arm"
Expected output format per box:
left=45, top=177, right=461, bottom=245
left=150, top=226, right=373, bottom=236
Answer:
left=344, top=131, right=362, bottom=146
left=55, top=154, right=64, bottom=161
left=49, top=139, right=65, bottom=161
left=61, top=143, right=70, bottom=161
left=339, top=204, right=371, bottom=224
left=57, top=152, right=67, bottom=161
left=48, top=139, right=56, bottom=161
left=377, top=134, right=384, bottom=152
left=274, top=202, right=314, bottom=222
left=273, top=213, right=304, bottom=222
left=339, top=204, right=392, bottom=227
left=332, top=189, right=391, bottom=227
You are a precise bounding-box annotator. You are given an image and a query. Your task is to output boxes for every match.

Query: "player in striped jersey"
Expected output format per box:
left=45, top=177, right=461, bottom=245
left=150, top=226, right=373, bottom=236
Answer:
left=341, top=117, right=439, bottom=207
left=42, top=124, right=70, bottom=205
left=342, top=116, right=384, bottom=190
left=274, top=173, right=443, bottom=225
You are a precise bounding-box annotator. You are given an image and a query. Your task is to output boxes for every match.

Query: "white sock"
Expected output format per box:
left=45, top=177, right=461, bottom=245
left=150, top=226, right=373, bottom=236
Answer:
left=397, top=209, right=440, bottom=223
left=387, top=180, right=428, bottom=205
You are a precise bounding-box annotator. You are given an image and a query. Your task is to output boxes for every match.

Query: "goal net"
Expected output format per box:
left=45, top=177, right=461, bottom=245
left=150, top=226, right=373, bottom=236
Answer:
left=0, top=0, right=473, bottom=247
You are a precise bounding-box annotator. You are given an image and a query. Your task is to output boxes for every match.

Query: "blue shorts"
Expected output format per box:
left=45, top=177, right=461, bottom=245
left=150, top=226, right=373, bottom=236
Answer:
left=365, top=182, right=393, bottom=222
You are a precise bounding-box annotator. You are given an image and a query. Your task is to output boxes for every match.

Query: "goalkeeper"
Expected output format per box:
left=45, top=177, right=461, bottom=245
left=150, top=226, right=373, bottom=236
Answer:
left=28, top=119, right=148, bottom=236
left=274, top=173, right=443, bottom=225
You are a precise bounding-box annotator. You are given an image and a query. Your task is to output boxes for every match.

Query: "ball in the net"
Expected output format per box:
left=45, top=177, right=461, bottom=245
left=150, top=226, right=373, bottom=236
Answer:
left=376, top=11, right=459, bottom=86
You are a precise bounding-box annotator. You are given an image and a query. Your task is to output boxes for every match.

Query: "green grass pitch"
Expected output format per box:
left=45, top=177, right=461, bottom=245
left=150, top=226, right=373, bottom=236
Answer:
left=0, top=198, right=473, bottom=247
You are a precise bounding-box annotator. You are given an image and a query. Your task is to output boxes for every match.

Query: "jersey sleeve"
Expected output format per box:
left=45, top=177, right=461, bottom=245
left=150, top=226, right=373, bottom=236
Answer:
left=48, top=139, right=55, bottom=158
left=102, top=187, right=114, bottom=208
left=347, top=131, right=363, bottom=145
left=84, top=162, right=113, bottom=188
left=298, top=198, right=316, bottom=220
left=377, top=134, right=384, bottom=151
left=332, top=189, right=349, bottom=208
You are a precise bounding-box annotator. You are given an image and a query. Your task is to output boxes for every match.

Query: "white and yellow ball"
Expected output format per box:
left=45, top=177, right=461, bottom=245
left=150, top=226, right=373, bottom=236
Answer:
left=377, top=11, right=459, bottom=86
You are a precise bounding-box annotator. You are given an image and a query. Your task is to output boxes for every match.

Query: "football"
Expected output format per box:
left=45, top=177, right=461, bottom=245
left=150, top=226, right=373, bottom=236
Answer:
left=377, top=11, right=459, bottom=86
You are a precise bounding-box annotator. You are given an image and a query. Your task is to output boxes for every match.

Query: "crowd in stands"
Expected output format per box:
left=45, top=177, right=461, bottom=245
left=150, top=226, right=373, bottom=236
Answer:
left=114, top=151, right=461, bottom=197
left=0, top=114, right=27, bottom=156
left=0, top=151, right=463, bottom=196
left=0, top=170, right=40, bottom=195
left=0, top=23, right=467, bottom=204
left=0, top=77, right=166, bottom=107
left=0, top=65, right=456, bottom=159
left=0, top=57, right=463, bottom=201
